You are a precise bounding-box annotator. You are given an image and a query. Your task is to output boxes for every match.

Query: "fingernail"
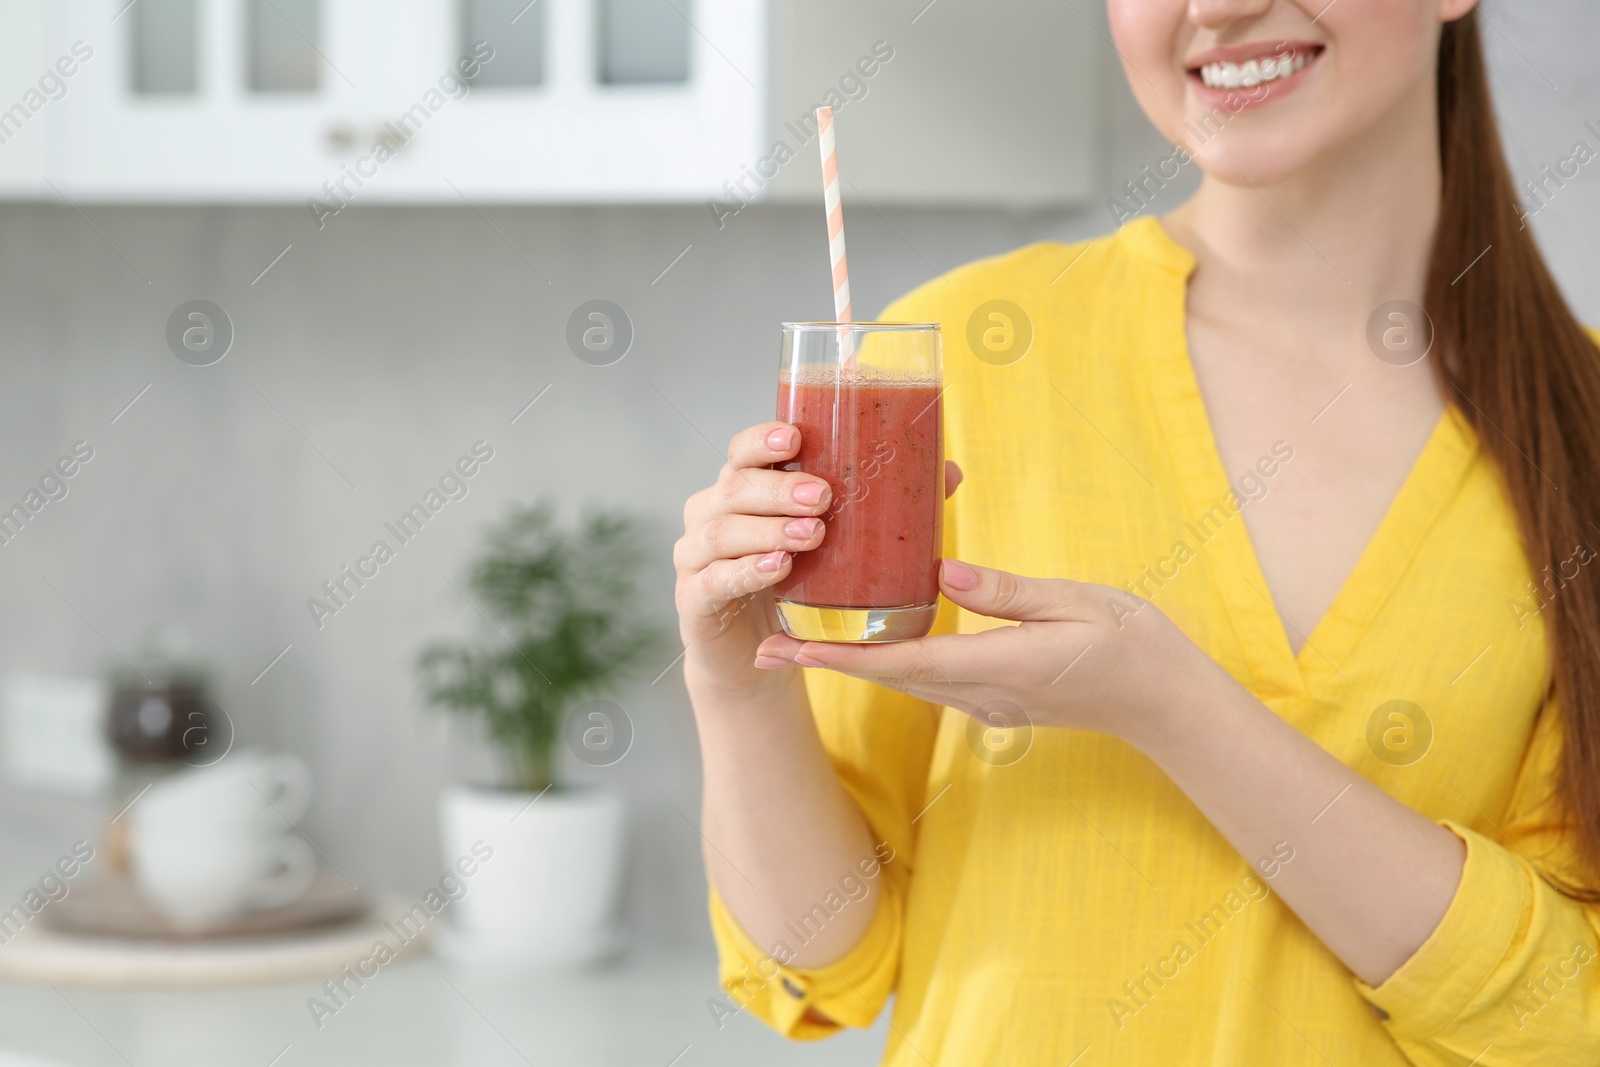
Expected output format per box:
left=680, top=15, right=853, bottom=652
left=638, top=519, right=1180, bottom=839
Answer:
left=792, top=481, right=827, bottom=506
left=756, top=550, right=787, bottom=573
left=793, top=652, right=827, bottom=668
left=784, top=517, right=821, bottom=539
left=766, top=427, right=796, bottom=452
left=942, top=559, right=979, bottom=590
left=753, top=655, right=790, bottom=669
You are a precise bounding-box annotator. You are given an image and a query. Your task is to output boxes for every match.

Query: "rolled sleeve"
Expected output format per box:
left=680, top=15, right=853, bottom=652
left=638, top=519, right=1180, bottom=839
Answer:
left=1356, top=822, right=1600, bottom=1064
left=709, top=877, right=903, bottom=1040
left=1356, top=821, right=1533, bottom=1036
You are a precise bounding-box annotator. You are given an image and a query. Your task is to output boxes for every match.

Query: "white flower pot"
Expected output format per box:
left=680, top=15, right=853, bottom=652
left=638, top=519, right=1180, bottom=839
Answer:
left=435, top=783, right=627, bottom=975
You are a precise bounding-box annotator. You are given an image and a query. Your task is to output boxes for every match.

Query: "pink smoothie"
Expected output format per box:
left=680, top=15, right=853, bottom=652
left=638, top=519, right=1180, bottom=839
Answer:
left=774, top=377, right=942, bottom=608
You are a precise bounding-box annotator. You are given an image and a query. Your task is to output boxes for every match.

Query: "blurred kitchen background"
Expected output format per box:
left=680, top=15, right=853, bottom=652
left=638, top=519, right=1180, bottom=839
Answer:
left=0, top=1, right=1593, bottom=1065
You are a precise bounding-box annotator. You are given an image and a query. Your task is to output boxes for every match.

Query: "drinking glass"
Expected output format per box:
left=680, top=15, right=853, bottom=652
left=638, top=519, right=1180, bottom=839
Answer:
left=773, top=322, right=943, bottom=642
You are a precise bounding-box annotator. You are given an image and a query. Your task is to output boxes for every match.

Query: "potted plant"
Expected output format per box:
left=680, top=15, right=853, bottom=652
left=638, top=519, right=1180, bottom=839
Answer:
left=418, top=502, right=664, bottom=972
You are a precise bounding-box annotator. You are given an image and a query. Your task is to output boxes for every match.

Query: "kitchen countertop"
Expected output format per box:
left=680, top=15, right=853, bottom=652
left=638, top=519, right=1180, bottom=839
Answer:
left=0, top=788, right=887, bottom=1066
left=0, top=949, right=888, bottom=1067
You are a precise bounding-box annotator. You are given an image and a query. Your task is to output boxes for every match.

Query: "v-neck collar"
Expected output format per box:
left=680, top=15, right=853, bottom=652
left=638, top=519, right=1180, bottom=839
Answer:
left=1119, top=216, right=1480, bottom=700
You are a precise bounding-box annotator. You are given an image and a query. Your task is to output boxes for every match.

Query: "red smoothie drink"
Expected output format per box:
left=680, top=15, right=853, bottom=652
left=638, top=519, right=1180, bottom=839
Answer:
left=774, top=375, right=943, bottom=613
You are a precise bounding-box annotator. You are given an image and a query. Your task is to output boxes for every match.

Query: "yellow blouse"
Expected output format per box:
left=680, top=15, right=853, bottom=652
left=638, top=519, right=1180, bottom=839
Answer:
left=708, top=217, right=1600, bottom=1065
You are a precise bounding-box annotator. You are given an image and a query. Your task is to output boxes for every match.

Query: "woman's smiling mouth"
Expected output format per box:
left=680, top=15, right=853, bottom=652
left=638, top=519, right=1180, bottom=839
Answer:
left=1186, top=42, right=1325, bottom=107
left=1200, top=49, right=1313, bottom=89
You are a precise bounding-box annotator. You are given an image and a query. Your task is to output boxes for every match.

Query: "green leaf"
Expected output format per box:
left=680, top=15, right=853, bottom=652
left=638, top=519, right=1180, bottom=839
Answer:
left=415, top=501, right=668, bottom=791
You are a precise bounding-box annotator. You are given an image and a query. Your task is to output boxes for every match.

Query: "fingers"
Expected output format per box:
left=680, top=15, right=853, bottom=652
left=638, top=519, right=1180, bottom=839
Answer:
left=753, top=632, right=992, bottom=708
left=761, top=623, right=1057, bottom=684
left=751, top=634, right=956, bottom=681
left=675, top=422, right=831, bottom=642
left=752, top=631, right=805, bottom=670
left=675, top=513, right=825, bottom=572
left=716, top=466, right=833, bottom=519
left=728, top=421, right=800, bottom=470
left=938, top=559, right=1083, bottom=622
left=684, top=422, right=829, bottom=526
left=682, top=551, right=793, bottom=619
left=944, top=459, right=963, bottom=499
left=798, top=636, right=960, bottom=681
left=755, top=631, right=983, bottom=683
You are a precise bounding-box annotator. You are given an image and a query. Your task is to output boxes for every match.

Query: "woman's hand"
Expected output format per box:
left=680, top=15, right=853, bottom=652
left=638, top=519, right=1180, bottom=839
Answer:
left=756, top=559, right=1476, bottom=988
left=752, top=558, right=1227, bottom=747
left=674, top=422, right=835, bottom=684
left=678, top=429, right=968, bottom=968
left=674, top=422, right=964, bottom=691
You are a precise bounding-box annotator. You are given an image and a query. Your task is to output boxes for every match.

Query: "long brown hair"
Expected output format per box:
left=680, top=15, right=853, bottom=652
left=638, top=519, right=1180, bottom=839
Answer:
left=1429, top=11, right=1600, bottom=894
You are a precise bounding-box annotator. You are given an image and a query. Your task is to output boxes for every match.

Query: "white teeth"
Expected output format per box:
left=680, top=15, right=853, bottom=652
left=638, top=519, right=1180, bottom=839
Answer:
left=1199, top=51, right=1309, bottom=90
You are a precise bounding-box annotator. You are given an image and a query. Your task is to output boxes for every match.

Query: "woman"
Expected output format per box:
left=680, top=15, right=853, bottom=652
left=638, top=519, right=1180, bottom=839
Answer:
left=674, top=1, right=1600, bottom=1063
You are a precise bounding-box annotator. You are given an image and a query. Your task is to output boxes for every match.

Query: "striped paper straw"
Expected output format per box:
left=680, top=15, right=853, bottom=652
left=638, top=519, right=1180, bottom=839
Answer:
left=816, top=106, right=854, bottom=364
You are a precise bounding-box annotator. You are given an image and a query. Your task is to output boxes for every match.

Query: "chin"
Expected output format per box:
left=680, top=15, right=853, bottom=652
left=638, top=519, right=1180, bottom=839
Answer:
left=1184, top=132, right=1326, bottom=188
left=1165, top=41, right=1338, bottom=185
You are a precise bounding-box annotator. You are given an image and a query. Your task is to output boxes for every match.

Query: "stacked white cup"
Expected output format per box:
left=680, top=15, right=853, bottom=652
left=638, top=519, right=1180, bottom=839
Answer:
left=129, top=749, right=316, bottom=930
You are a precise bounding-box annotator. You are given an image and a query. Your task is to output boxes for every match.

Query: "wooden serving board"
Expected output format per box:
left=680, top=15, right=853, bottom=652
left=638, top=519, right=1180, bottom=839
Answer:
left=0, top=895, right=429, bottom=989
left=42, top=871, right=367, bottom=940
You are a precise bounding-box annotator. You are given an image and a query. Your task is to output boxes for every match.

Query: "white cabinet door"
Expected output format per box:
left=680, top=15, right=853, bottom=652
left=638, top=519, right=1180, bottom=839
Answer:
left=50, top=0, right=766, bottom=202
left=355, top=0, right=768, bottom=202
left=58, top=0, right=355, bottom=199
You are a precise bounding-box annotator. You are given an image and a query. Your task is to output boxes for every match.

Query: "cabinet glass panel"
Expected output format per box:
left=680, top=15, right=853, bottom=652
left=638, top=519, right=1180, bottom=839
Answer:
left=460, top=0, right=544, bottom=87
left=247, top=0, right=321, bottom=92
left=129, top=0, right=199, bottom=95
left=599, top=0, right=689, bottom=85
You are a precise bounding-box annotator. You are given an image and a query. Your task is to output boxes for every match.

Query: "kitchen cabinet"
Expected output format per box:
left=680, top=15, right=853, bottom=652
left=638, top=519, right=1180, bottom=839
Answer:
left=0, top=0, right=1100, bottom=205
left=48, top=0, right=764, bottom=202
